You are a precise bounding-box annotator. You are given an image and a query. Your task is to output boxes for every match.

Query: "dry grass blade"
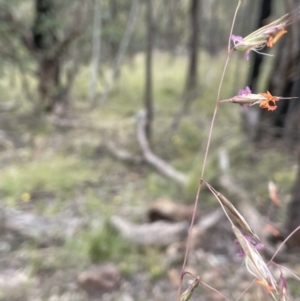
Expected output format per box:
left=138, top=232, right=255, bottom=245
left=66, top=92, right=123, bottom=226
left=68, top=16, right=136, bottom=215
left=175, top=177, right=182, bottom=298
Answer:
left=206, top=183, right=259, bottom=240
left=218, top=192, right=259, bottom=239
left=233, top=225, right=278, bottom=297
left=179, top=276, right=200, bottom=301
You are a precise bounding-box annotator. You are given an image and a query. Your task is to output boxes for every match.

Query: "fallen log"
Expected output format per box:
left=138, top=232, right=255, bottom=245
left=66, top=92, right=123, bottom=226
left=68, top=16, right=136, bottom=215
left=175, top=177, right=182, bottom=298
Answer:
left=109, top=215, right=188, bottom=247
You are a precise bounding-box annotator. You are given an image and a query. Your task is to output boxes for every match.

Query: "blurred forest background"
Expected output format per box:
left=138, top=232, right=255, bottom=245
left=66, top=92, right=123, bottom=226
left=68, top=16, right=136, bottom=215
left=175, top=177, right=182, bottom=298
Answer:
left=0, top=0, right=300, bottom=300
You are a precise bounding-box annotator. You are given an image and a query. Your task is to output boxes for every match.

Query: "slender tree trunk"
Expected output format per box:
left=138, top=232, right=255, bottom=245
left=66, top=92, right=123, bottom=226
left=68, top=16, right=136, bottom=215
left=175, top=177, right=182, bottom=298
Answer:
left=170, top=0, right=201, bottom=130
left=242, top=0, right=272, bottom=138
left=205, top=0, right=219, bottom=56
left=144, top=0, right=154, bottom=139
left=247, top=0, right=272, bottom=92
left=109, top=0, right=118, bottom=58
left=253, top=23, right=299, bottom=144
left=88, top=0, right=101, bottom=105
left=100, top=0, right=139, bottom=104
left=185, top=0, right=200, bottom=92
left=167, top=0, right=176, bottom=57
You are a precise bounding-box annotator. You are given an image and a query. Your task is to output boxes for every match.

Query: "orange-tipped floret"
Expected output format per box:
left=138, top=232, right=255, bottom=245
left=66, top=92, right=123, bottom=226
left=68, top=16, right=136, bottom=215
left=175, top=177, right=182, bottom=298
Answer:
left=259, top=91, right=279, bottom=111
left=267, top=28, right=288, bottom=47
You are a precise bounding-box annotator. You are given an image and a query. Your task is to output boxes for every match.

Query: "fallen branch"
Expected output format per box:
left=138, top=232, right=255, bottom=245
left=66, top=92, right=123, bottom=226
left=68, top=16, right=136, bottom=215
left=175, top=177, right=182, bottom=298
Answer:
left=106, top=141, right=144, bottom=164
left=189, top=208, right=225, bottom=249
left=110, top=215, right=188, bottom=247
left=136, top=110, right=188, bottom=186
left=148, top=198, right=200, bottom=222
left=53, top=111, right=188, bottom=187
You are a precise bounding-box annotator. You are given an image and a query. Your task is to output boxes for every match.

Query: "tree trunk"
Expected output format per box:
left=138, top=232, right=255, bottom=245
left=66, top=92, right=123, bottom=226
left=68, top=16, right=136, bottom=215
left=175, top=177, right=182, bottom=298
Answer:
left=100, top=0, right=139, bottom=104
left=242, top=0, right=272, bottom=138
left=167, top=1, right=176, bottom=57
left=170, top=0, right=201, bottom=130
left=185, top=0, right=200, bottom=92
left=0, top=0, right=83, bottom=113
left=247, top=0, right=272, bottom=93
left=88, top=0, right=102, bottom=105
left=246, top=0, right=300, bottom=247
left=109, top=0, right=119, bottom=58
left=32, top=0, right=83, bottom=113
left=144, top=0, right=154, bottom=139
left=253, top=20, right=299, bottom=145
left=32, top=0, right=62, bottom=112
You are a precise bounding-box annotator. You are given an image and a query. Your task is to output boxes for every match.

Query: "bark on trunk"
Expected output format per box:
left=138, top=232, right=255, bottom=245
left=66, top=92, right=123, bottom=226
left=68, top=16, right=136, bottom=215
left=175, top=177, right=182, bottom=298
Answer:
left=253, top=25, right=299, bottom=145
left=144, top=0, right=154, bottom=139
left=247, top=0, right=272, bottom=93
left=32, top=0, right=63, bottom=112
left=88, top=0, right=102, bottom=105
left=0, top=0, right=83, bottom=113
left=242, top=0, right=272, bottom=138
left=109, top=0, right=119, bottom=58
left=185, top=0, right=200, bottom=92
left=32, top=0, right=82, bottom=112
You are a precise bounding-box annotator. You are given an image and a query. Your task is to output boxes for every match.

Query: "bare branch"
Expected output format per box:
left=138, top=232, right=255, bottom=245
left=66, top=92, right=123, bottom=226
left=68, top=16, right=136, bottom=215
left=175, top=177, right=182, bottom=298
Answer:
left=105, top=141, right=144, bottom=164
left=54, top=3, right=87, bottom=58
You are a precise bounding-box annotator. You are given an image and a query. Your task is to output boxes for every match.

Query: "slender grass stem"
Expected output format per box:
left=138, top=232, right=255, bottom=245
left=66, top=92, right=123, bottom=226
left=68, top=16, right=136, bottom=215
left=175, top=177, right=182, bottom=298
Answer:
left=269, top=224, right=300, bottom=263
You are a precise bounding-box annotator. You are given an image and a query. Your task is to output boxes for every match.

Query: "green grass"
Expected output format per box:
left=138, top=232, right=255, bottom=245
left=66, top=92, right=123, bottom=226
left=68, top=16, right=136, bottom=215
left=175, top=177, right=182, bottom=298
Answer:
left=87, top=222, right=132, bottom=263
left=0, top=154, right=96, bottom=208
